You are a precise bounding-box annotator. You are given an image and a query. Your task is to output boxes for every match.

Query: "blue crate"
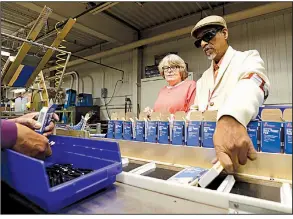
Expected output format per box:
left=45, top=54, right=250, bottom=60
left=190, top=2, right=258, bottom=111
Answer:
left=1, top=135, right=122, bottom=213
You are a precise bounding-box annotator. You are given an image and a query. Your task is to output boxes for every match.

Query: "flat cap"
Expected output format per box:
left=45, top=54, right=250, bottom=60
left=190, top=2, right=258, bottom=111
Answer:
left=191, top=15, right=227, bottom=39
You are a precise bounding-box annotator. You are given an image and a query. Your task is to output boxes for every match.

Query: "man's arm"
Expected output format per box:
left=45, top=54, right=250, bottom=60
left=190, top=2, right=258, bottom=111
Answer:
left=214, top=50, right=269, bottom=173
left=217, top=50, right=270, bottom=127
left=1, top=119, right=18, bottom=149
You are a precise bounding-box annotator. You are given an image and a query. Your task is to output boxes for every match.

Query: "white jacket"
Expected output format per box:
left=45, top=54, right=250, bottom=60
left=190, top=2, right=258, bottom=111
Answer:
left=190, top=46, right=270, bottom=127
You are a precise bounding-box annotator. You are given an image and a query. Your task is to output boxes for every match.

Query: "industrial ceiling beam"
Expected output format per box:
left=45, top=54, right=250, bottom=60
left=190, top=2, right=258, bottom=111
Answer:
left=90, top=2, right=120, bottom=15
left=195, top=2, right=208, bottom=17
left=207, top=3, right=214, bottom=11
left=1, top=18, right=28, bottom=28
left=15, top=2, right=121, bottom=43
left=11, top=20, right=36, bottom=36
left=46, top=2, right=292, bottom=71
left=2, top=20, right=36, bottom=45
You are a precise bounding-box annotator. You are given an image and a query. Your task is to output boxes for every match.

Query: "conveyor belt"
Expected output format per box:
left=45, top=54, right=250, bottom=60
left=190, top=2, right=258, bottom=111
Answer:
left=144, top=167, right=180, bottom=180
left=231, top=182, right=280, bottom=202
left=205, top=174, right=228, bottom=190
left=1, top=181, right=227, bottom=214
left=122, top=162, right=142, bottom=172
left=4, top=134, right=291, bottom=214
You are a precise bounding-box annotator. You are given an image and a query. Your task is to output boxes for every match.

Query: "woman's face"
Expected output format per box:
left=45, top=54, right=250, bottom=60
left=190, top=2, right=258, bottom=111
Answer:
left=162, top=65, right=182, bottom=85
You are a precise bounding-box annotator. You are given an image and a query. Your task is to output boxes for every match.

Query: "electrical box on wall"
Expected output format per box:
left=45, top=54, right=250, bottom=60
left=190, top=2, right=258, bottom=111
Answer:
left=101, top=88, right=108, bottom=98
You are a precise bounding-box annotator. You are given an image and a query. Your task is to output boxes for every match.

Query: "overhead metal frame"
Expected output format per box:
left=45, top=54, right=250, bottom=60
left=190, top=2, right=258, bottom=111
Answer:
left=207, top=2, right=214, bottom=10
left=25, top=18, right=76, bottom=87
left=195, top=2, right=208, bottom=17
left=1, top=6, right=53, bottom=85
left=15, top=2, right=124, bottom=44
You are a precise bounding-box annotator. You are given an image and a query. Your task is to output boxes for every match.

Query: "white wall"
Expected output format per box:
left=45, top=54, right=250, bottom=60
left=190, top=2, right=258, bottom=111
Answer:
left=63, top=51, right=134, bottom=120
left=143, top=9, right=292, bottom=104
left=61, top=9, right=292, bottom=121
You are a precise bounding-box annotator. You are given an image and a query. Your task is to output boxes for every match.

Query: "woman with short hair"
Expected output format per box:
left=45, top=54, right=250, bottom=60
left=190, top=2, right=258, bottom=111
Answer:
left=145, top=54, right=196, bottom=115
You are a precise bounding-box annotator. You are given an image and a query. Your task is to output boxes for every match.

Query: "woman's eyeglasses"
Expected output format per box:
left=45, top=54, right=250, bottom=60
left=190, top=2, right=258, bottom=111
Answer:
left=194, top=27, right=223, bottom=48
left=162, top=66, right=181, bottom=72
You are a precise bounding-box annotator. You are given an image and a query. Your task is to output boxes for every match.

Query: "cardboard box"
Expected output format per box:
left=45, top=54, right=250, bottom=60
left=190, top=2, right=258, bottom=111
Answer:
left=107, top=112, right=117, bottom=139
left=146, top=112, right=160, bottom=143
left=283, top=108, right=292, bottom=154
left=114, top=112, right=125, bottom=140
left=202, top=111, right=217, bottom=148
left=135, top=112, right=148, bottom=142
left=123, top=112, right=136, bottom=140
left=172, top=111, right=186, bottom=146
left=261, top=109, right=283, bottom=153
left=186, top=111, right=203, bottom=147
left=158, top=112, right=170, bottom=144
left=167, top=167, right=207, bottom=185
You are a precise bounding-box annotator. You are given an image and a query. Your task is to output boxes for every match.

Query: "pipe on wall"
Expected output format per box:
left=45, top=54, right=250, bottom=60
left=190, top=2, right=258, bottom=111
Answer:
left=69, top=75, right=74, bottom=90
left=46, top=2, right=292, bottom=71
left=46, top=71, right=79, bottom=94
left=80, top=75, right=94, bottom=94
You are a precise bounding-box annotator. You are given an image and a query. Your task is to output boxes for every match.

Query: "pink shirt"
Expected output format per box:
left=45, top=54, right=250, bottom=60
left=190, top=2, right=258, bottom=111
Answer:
left=153, top=80, right=196, bottom=114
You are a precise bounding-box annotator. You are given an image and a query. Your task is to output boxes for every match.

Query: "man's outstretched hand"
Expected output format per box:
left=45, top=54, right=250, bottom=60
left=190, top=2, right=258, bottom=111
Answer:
left=213, top=115, right=257, bottom=173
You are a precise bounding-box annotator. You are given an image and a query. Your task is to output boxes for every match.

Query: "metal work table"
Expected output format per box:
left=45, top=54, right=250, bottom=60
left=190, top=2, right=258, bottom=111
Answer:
left=2, top=181, right=226, bottom=214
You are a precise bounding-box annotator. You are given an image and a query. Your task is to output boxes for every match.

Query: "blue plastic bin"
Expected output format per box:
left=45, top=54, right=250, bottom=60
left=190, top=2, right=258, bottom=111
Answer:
left=1, top=135, right=122, bottom=213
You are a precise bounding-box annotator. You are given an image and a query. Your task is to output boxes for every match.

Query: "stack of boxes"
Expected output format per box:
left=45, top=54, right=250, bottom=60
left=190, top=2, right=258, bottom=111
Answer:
left=106, top=107, right=292, bottom=154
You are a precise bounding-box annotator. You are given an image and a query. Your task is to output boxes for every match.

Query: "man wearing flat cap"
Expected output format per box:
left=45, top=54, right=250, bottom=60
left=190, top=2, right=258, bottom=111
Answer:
left=190, top=15, right=270, bottom=173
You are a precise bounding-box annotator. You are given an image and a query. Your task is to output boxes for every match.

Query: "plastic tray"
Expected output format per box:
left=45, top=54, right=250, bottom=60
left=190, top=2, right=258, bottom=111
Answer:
left=1, top=135, right=122, bottom=213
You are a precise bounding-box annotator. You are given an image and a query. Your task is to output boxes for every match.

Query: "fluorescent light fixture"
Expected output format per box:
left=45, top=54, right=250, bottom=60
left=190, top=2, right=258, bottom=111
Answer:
left=1, top=51, right=10, bottom=57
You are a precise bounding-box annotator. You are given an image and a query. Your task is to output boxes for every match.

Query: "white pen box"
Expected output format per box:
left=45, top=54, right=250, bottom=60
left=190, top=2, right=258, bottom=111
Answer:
left=167, top=167, right=208, bottom=185
left=36, top=104, right=58, bottom=133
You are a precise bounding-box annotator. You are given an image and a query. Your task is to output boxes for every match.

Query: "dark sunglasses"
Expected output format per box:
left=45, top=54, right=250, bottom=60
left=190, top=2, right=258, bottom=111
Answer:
left=194, top=27, right=223, bottom=48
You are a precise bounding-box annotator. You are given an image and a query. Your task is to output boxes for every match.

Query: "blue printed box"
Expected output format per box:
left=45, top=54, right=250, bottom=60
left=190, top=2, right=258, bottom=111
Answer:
left=107, top=120, right=115, bottom=138
left=114, top=120, right=123, bottom=140
left=172, top=121, right=185, bottom=146
left=202, top=121, right=216, bottom=148
left=123, top=121, right=133, bottom=140
left=284, top=122, right=292, bottom=154
left=247, top=120, right=260, bottom=151
left=146, top=121, right=158, bottom=143
left=135, top=121, right=145, bottom=142
left=283, top=109, right=292, bottom=154
left=186, top=121, right=201, bottom=147
left=158, top=121, right=169, bottom=144
left=261, top=121, right=282, bottom=153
